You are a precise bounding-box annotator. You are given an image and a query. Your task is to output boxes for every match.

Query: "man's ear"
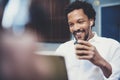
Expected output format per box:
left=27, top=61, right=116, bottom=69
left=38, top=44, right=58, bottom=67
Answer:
left=90, top=19, right=94, bottom=27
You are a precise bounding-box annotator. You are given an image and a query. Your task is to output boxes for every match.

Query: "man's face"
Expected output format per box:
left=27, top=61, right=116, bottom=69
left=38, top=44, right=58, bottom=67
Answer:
left=67, top=9, right=94, bottom=41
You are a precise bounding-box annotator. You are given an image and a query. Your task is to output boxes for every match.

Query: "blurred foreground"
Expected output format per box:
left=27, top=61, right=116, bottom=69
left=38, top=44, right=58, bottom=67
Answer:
left=0, top=31, right=68, bottom=80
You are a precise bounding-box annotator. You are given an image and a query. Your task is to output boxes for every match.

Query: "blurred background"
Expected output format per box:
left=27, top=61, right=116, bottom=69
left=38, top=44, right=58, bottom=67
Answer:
left=0, top=0, right=120, bottom=51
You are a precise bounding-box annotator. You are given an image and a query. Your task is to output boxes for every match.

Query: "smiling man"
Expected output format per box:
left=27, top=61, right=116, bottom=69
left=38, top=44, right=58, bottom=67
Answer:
left=56, top=1, right=120, bottom=80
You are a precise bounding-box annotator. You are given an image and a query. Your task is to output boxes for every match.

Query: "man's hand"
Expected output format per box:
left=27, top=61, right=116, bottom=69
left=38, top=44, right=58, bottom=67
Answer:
left=75, top=40, right=100, bottom=65
left=75, top=40, right=112, bottom=78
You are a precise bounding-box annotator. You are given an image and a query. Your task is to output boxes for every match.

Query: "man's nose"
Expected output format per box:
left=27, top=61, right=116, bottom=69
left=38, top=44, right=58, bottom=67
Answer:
left=73, top=24, right=80, bottom=31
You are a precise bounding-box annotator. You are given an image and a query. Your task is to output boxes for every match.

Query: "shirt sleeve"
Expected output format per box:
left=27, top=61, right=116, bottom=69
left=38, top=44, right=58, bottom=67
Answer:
left=104, top=46, right=120, bottom=80
left=56, top=44, right=66, bottom=56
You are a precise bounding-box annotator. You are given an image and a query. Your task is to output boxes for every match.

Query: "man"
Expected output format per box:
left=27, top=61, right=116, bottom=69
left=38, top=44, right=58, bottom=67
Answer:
left=56, top=1, right=120, bottom=80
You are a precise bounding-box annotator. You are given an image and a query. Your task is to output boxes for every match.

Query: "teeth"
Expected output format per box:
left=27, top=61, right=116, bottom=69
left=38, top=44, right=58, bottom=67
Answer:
left=76, top=32, right=80, bottom=34
left=76, top=32, right=82, bottom=35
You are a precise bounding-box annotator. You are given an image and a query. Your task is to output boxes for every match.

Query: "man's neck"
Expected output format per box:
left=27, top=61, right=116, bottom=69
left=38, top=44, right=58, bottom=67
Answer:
left=88, top=31, right=94, bottom=41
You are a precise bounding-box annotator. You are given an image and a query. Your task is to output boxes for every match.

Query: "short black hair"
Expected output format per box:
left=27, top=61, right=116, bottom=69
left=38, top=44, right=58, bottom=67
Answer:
left=65, top=0, right=96, bottom=27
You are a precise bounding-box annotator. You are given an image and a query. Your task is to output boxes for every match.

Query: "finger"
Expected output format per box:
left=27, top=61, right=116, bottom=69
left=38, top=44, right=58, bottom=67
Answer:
left=76, top=50, right=94, bottom=58
left=76, top=50, right=92, bottom=55
left=77, top=40, right=92, bottom=47
left=75, top=44, right=91, bottom=50
left=77, top=54, right=94, bottom=60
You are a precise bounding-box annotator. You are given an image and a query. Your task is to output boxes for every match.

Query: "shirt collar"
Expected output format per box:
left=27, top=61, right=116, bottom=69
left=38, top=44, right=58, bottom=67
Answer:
left=88, top=32, right=98, bottom=43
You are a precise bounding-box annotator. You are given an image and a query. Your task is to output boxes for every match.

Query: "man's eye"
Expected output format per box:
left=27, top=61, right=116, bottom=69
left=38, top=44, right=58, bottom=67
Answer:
left=68, top=23, right=74, bottom=27
left=78, top=21, right=84, bottom=24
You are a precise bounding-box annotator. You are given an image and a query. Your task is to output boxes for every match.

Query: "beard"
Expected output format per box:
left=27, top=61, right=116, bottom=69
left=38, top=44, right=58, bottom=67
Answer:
left=73, top=29, right=89, bottom=41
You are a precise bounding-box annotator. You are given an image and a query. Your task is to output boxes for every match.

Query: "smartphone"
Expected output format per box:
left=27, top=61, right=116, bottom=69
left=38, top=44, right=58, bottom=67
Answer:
left=74, top=40, right=86, bottom=56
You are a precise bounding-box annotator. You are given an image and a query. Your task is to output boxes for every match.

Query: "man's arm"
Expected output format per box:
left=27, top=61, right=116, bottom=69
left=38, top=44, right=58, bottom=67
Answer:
left=90, top=51, right=112, bottom=78
left=75, top=40, right=112, bottom=78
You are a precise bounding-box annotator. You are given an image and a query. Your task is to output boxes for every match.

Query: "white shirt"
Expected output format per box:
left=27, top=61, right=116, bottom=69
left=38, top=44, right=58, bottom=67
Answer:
left=56, top=32, right=120, bottom=80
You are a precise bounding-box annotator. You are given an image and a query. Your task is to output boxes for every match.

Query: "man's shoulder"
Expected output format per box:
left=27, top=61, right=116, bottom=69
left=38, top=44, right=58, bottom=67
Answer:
left=98, top=36, right=120, bottom=45
left=56, top=40, right=75, bottom=53
left=60, top=40, right=74, bottom=46
left=56, top=40, right=74, bottom=50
